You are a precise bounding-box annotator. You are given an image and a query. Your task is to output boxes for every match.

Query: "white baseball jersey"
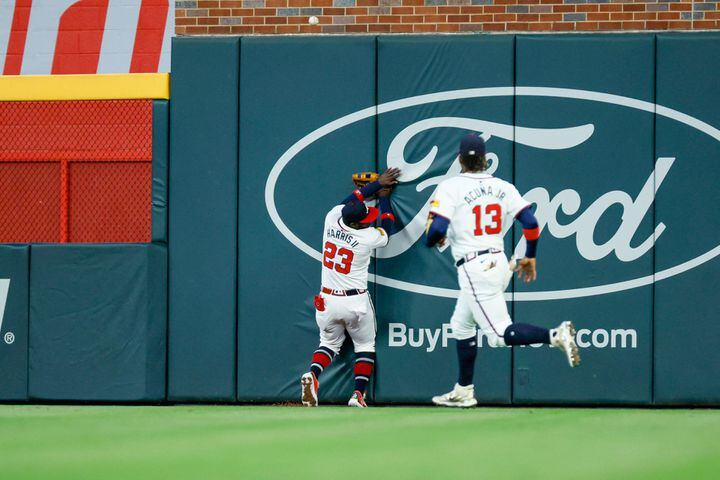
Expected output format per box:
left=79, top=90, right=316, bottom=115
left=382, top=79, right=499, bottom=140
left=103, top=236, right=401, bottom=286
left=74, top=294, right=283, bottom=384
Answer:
left=429, top=173, right=530, bottom=262
left=321, top=204, right=389, bottom=291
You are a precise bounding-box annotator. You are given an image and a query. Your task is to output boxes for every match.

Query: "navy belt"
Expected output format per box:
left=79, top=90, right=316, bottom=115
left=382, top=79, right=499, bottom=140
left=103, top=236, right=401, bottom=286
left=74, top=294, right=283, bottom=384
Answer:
left=455, top=249, right=502, bottom=268
left=322, top=287, right=367, bottom=296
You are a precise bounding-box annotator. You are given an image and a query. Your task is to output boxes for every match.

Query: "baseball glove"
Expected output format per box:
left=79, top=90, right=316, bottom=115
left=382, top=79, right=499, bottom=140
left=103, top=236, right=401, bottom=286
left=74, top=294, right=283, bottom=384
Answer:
left=352, top=172, right=379, bottom=187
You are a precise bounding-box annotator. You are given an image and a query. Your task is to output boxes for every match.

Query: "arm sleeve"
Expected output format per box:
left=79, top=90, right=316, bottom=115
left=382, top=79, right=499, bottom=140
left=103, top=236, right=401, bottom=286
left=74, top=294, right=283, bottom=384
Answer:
left=424, top=214, right=450, bottom=247
left=516, top=206, right=539, bottom=258
left=342, top=181, right=382, bottom=205
left=378, top=196, right=396, bottom=236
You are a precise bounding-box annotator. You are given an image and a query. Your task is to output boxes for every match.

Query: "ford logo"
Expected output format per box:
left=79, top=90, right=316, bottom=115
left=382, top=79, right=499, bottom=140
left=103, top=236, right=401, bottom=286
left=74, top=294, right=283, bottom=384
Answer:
left=265, top=87, right=720, bottom=302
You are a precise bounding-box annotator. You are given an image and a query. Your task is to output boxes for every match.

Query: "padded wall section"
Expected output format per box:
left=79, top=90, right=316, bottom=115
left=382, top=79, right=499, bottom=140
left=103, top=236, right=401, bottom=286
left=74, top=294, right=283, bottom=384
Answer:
left=238, top=37, right=376, bottom=402
left=152, top=100, right=168, bottom=243
left=28, top=244, right=166, bottom=401
left=654, top=34, right=720, bottom=405
left=513, top=35, right=655, bottom=404
left=375, top=36, right=514, bottom=403
left=169, top=37, right=239, bottom=401
left=0, top=245, right=29, bottom=401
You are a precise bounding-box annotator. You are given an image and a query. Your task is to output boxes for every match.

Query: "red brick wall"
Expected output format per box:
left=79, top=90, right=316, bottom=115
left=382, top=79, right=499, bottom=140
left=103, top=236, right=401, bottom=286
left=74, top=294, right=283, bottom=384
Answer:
left=175, top=0, right=719, bottom=34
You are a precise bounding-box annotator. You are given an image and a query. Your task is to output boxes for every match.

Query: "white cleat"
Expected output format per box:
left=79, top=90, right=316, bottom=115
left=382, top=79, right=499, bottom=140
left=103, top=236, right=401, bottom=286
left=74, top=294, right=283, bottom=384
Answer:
left=551, top=321, right=581, bottom=368
left=432, top=383, right=478, bottom=408
left=348, top=390, right=368, bottom=408
left=300, top=372, right=319, bottom=407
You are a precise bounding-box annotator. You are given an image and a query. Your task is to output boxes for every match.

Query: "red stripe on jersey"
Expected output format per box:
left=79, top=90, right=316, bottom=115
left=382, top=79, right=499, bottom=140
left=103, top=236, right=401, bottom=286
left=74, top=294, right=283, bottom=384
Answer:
left=523, top=227, right=540, bottom=241
left=354, top=361, right=374, bottom=377
left=130, top=0, right=169, bottom=73
left=3, top=0, right=32, bottom=75
left=353, top=189, right=364, bottom=202
left=52, top=0, right=109, bottom=74
left=381, top=212, right=395, bottom=222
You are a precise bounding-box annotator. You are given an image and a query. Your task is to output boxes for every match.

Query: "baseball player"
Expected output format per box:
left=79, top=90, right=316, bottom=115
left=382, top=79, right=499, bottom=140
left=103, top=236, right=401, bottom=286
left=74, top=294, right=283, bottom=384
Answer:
left=425, top=133, right=580, bottom=408
left=301, top=168, right=401, bottom=408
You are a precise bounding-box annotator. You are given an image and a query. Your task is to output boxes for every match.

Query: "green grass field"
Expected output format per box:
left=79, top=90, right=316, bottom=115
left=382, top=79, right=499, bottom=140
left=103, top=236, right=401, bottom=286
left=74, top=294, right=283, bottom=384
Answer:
left=1, top=405, right=719, bottom=480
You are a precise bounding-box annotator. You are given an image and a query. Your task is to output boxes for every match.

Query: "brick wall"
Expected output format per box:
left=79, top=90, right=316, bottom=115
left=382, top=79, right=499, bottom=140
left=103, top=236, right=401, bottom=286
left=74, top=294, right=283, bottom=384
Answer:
left=175, top=0, right=719, bottom=34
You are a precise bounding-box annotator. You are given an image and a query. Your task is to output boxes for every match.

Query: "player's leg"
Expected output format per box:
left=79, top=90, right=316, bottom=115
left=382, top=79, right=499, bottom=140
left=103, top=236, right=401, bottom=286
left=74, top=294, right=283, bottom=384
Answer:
left=345, top=294, right=377, bottom=408
left=350, top=351, right=374, bottom=408
left=466, top=291, right=580, bottom=368
left=301, top=302, right=345, bottom=407
left=431, top=295, right=478, bottom=408
left=462, top=258, right=580, bottom=367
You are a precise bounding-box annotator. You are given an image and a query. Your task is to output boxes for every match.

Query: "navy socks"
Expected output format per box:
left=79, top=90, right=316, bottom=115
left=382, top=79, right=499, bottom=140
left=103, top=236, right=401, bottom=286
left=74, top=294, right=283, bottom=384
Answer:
left=354, top=352, right=375, bottom=394
left=456, top=337, right=478, bottom=387
left=504, top=323, right=550, bottom=346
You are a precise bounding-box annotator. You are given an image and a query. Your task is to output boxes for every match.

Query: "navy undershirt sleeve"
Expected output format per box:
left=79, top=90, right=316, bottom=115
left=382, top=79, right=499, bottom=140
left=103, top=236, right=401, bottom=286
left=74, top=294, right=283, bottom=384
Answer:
left=516, top=207, right=538, bottom=229
left=378, top=196, right=396, bottom=235
left=516, top=207, right=539, bottom=258
left=425, top=215, right=450, bottom=247
left=342, top=181, right=382, bottom=205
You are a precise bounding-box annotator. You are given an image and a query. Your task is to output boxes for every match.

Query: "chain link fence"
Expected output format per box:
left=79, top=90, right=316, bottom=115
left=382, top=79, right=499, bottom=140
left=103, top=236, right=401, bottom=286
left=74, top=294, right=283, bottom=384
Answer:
left=0, top=100, right=152, bottom=243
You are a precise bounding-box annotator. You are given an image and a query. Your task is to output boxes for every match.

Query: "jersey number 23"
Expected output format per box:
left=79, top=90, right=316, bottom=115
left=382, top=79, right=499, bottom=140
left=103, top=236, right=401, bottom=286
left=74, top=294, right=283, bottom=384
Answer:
left=323, top=241, right=354, bottom=274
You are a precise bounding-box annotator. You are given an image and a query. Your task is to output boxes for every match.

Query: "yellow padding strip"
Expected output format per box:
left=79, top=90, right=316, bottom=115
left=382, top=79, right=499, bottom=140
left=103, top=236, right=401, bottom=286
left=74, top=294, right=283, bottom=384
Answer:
left=0, top=73, right=170, bottom=101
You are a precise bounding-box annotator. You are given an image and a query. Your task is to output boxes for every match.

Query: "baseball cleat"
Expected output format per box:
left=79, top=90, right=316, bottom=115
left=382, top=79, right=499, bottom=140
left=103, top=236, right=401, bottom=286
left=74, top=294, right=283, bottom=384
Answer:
left=348, top=390, right=368, bottom=408
left=432, top=383, right=478, bottom=408
left=551, top=321, right=581, bottom=368
left=300, top=372, right=319, bottom=407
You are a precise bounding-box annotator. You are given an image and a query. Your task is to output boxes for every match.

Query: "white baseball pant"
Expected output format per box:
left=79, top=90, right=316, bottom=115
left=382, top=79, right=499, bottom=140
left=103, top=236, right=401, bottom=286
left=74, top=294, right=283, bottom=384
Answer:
left=315, top=292, right=376, bottom=353
left=451, top=252, right=514, bottom=347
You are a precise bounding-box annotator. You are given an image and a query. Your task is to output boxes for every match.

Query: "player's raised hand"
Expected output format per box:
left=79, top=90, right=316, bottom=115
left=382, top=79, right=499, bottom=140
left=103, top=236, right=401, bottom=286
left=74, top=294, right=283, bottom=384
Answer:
left=515, top=257, right=537, bottom=283
left=378, top=167, right=401, bottom=187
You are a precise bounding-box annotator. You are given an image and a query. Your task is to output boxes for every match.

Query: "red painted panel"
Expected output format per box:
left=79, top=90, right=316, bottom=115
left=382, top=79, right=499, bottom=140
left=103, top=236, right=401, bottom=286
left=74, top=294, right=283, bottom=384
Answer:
left=51, top=0, right=109, bottom=74
left=130, top=0, right=169, bottom=73
left=3, top=0, right=33, bottom=75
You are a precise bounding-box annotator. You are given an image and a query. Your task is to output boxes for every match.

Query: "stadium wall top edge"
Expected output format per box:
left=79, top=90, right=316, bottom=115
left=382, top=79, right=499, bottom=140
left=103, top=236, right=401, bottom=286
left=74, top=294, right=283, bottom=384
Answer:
left=0, top=73, right=170, bottom=102
left=173, top=29, right=720, bottom=39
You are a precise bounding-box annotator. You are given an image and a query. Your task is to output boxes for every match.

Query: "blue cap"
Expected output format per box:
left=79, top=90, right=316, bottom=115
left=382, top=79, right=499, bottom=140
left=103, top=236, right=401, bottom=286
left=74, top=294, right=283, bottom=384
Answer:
left=342, top=201, right=379, bottom=225
left=459, top=133, right=486, bottom=157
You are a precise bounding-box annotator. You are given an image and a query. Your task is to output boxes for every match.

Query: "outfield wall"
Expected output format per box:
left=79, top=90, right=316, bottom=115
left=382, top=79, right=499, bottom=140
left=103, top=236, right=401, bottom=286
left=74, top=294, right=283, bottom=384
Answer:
left=169, top=33, right=720, bottom=406
left=1, top=34, right=719, bottom=405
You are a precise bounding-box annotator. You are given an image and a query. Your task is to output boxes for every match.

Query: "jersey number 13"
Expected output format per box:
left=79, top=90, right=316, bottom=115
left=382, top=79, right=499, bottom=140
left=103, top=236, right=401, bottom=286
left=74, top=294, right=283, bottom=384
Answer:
left=473, top=204, right=502, bottom=236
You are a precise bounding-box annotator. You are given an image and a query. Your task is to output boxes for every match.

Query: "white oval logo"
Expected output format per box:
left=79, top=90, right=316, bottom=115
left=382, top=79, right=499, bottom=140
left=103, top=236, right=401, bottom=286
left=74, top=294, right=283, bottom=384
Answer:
left=265, top=87, right=720, bottom=301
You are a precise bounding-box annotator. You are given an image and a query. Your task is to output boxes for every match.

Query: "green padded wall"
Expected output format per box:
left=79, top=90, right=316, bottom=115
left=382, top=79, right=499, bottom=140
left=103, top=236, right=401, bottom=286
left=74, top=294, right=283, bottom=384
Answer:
left=238, top=37, right=376, bottom=402
left=169, top=37, right=239, bottom=401
left=513, top=35, right=655, bottom=404
left=152, top=100, right=168, bottom=243
left=654, top=33, right=720, bottom=405
left=0, top=245, right=29, bottom=401
left=29, top=244, right=166, bottom=401
left=375, top=35, right=515, bottom=403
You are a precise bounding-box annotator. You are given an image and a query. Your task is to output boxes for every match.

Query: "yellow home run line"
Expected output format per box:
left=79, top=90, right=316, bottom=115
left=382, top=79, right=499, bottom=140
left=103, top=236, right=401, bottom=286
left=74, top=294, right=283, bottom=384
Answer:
left=0, top=73, right=170, bottom=101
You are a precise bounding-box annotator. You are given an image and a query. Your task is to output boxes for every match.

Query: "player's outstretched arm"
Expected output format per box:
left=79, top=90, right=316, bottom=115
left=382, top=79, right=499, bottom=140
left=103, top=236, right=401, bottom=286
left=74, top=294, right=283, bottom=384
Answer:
left=377, top=187, right=396, bottom=235
left=424, top=213, right=449, bottom=247
left=514, top=207, right=540, bottom=282
left=342, top=168, right=401, bottom=205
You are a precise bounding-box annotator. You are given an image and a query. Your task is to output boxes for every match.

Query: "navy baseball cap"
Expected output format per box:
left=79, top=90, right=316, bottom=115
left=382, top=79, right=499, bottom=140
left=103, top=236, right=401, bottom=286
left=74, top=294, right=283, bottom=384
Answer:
left=459, top=133, right=486, bottom=157
left=342, top=201, right=379, bottom=225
